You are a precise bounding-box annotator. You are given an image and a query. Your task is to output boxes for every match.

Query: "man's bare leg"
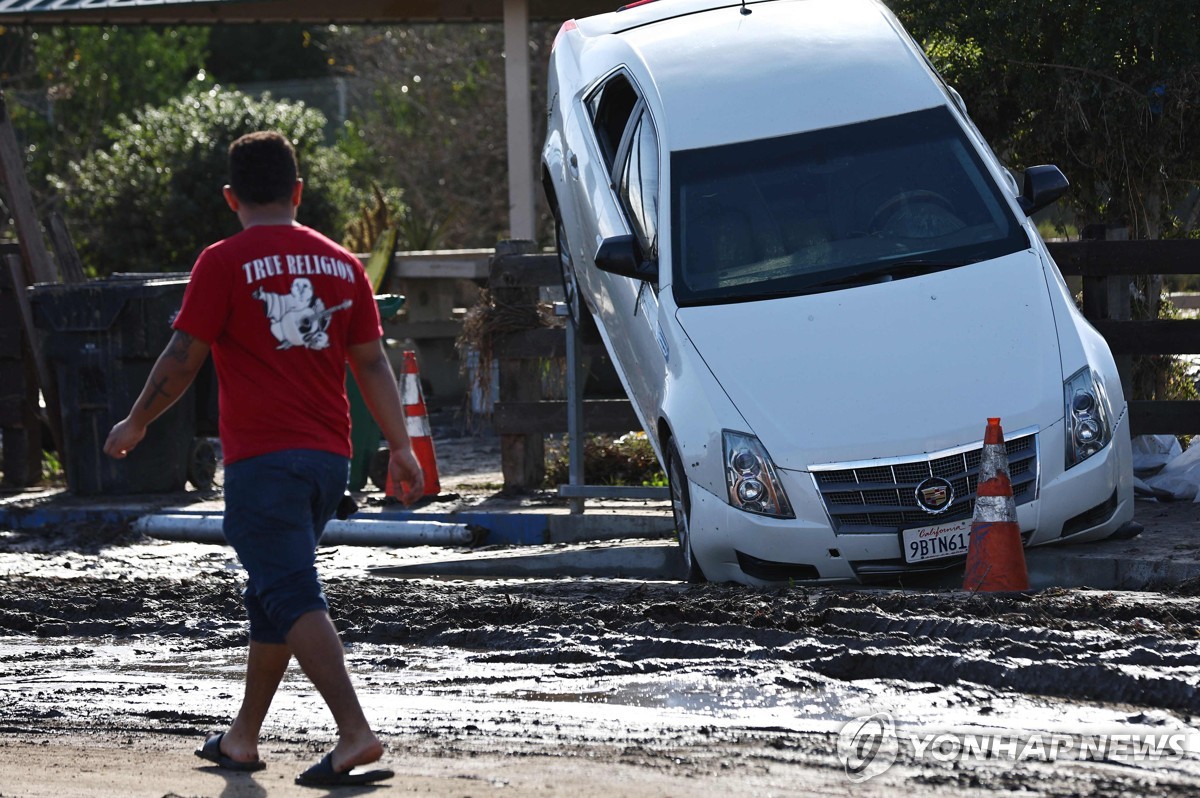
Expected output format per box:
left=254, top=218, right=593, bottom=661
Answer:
left=286, top=609, right=382, bottom=771
left=219, top=641, right=291, bottom=763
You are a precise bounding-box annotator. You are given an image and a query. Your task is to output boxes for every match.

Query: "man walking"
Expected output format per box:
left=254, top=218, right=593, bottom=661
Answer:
left=104, top=130, right=422, bottom=786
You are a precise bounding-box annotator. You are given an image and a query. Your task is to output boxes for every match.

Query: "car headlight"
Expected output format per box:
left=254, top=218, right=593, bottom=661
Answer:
left=723, top=430, right=794, bottom=518
left=1064, top=366, right=1113, bottom=468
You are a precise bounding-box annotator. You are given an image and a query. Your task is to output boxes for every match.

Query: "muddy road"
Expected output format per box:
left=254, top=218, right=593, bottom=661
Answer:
left=1, top=521, right=1200, bottom=796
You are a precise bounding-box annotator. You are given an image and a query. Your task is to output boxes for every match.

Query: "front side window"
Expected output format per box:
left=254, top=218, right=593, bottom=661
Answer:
left=619, top=112, right=660, bottom=260
left=670, top=107, right=1030, bottom=306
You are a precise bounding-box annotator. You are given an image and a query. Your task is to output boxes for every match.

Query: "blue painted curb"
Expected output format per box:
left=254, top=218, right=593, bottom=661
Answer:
left=0, top=505, right=145, bottom=531
left=379, top=511, right=550, bottom=545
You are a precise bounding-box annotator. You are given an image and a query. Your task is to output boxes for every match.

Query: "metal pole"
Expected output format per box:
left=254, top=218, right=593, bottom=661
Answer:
left=565, top=304, right=585, bottom=514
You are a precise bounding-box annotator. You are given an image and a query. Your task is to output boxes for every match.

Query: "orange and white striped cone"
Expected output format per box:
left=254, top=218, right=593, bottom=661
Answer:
left=386, top=350, right=441, bottom=499
left=963, top=417, right=1029, bottom=592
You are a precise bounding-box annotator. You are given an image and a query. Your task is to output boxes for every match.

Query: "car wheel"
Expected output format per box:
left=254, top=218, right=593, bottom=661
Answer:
left=368, top=447, right=390, bottom=492
left=667, top=438, right=706, bottom=583
left=555, top=211, right=600, bottom=343
left=187, top=438, right=217, bottom=491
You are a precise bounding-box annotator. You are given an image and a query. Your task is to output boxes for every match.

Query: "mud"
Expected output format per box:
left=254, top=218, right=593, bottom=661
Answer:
left=2, top=521, right=1200, bottom=796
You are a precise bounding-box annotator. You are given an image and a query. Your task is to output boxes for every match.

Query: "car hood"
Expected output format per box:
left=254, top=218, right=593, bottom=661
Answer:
left=674, top=253, right=1064, bottom=469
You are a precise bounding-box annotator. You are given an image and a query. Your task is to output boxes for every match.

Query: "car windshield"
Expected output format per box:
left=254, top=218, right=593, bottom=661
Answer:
left=670, top=107, right=1030, bottom=305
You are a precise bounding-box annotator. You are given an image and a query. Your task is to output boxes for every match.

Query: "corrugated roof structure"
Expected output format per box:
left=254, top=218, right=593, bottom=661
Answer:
left=0, top=0, right=614, bottom=239
left=0, top=0, right=610, bottom=23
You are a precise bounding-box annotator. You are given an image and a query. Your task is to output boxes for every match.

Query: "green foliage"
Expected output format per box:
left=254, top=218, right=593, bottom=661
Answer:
left=343, top=182, right=405, bottom=253
left=40, top=447, right=63, bottom=484
left=204, top=24, right=333, bottom=83
left=1131, top=292, right=1200, bottom=403
left=7, top=26, right=209, bottom=195
left=341, top=182, right=450, bottom=253
left=889, top=0, right=1200, bottom=239
left=544, top=432, right=665, bottom=488
left=394, top=204, right=453, bottom=252
left=56, top=87, right=352, bottom=275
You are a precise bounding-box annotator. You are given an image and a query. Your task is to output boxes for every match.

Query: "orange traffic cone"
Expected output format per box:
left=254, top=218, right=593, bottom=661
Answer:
left=963, top=417, right=1029, bottom=592
left=386, top=350, right=441, bottom=499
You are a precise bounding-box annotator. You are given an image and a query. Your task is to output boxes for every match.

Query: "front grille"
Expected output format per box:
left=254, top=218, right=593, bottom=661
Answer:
left=811, top=432, right=1038, bottom=534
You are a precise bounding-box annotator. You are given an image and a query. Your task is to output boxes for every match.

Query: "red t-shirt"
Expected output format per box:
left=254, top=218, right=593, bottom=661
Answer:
left=174, top=224, right=382, bottom=465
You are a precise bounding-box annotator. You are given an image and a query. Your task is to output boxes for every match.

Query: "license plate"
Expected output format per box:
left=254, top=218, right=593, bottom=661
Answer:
left=901, top=517, right=972, bottom=564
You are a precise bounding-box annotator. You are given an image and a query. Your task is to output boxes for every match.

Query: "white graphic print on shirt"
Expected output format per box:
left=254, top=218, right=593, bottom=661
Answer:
left=252, top=277, right=352, bottom=350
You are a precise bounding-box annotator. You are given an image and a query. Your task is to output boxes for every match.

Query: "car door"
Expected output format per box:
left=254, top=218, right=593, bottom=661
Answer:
left=570, top=71, right=642, bottom=324
left=609, top=107, right=667, bottom=437
left=568, top=68, right=665, bottom=439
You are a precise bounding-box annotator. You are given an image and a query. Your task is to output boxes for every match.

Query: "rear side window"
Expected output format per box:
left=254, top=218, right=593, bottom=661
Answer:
left=587, top=73, right=638, bottom=173
left=619, top=112, right=660, bottom=258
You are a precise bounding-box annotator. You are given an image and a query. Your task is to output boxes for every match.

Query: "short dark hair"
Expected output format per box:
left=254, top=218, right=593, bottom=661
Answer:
left=228, top=131, right=298, bottom=205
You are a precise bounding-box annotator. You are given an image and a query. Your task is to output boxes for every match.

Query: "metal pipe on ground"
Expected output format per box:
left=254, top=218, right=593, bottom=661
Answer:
left=133, top=513, right=480, bottom=547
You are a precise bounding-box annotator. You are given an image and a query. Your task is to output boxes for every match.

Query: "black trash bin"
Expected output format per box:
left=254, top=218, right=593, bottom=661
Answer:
left=30, top=275, right=202, bottom=495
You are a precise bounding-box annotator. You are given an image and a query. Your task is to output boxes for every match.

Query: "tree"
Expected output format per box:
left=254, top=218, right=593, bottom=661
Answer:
left=889, top=0, right=1200, bottom=404
left=56, top=87, right=352, bottom=275
left=326, top=23, right=559, bottom=249
left=889, top=0, right=1200, bottom=239
left=205, top=24, right=334, bottom=84
left=1, top=26, right=209, bottom=206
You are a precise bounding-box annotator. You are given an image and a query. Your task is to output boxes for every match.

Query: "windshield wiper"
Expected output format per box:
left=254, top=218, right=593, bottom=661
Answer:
left=797, top=258, right=968, bottom=293
left=695, top=258, right=971, bottom=304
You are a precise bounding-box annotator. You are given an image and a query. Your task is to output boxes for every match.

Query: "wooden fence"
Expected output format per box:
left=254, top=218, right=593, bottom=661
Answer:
left=489, top=240, right=1200, bottom=489
left=487, top=242, right=638, bottom=489
left=1048, top=240, right=1200, bottom=436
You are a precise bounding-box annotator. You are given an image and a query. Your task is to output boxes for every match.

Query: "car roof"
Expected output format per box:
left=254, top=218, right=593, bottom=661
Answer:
left=570, top=0, right=949, bottom=151
left=575, top=0, right=757, bottom=36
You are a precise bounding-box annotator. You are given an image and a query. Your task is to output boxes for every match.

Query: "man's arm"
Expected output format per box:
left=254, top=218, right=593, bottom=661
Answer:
left=103, top=330, right=210, bottom=459
left=346, top=338, right=424, bottom=506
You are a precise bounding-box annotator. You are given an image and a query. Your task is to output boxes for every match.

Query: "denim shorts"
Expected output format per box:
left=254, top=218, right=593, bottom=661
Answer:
left=222, top=449, right=349, bottom=644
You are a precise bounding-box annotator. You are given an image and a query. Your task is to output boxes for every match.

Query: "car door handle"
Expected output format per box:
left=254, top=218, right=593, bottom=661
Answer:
left=568, top=151, right=579, bottom=174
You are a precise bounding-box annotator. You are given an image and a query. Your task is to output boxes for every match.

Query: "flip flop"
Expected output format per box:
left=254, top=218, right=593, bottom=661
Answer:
left=194, top=732, right=267, bottom=772
left=295, top=752, right=394, bottom=786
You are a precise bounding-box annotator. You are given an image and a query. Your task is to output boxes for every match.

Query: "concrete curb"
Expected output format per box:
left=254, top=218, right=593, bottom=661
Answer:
left=370, top=539, right=687, bottom=581
left=368, top=535, right=1200, bottom=592
left=1024, top=542, right=1200, bottom=591
left=3, top=492, right=1197, bottom=592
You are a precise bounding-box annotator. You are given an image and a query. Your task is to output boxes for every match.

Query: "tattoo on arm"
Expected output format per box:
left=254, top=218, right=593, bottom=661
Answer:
left=166, top=332, right=195, bottom=364
left=142, top=375, right=173, bottom=411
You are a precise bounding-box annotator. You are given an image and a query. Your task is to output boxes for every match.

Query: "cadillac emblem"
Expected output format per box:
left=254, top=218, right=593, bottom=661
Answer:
left=915, top=477, right=954, bottom=514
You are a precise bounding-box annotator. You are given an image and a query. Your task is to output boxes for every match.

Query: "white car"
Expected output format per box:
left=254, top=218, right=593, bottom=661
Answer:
left=541, top=0, right=1135, bottom=585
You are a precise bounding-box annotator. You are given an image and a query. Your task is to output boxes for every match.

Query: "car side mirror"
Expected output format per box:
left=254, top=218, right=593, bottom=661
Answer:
left=1018, top=165, right=1069, bottom=216
left=594, top=234, right=656, bottom=280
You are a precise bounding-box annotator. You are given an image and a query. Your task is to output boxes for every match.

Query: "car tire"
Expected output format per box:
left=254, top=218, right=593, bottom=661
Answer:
left=555, top=211, right=600, bottom=344
left=187, top=438, right=217, bottom=491
left=667, top=438, right=706, bottom=583
left=368, top=447, right=391, bottom=492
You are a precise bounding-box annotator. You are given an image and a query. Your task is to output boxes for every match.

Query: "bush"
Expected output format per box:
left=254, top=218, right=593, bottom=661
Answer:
left=56, top=86, right=352, bottom=275
left=544, top=432, right=666, bottom=489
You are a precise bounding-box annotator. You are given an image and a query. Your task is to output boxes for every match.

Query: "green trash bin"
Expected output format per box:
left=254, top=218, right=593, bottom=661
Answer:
left=347, top=294, right=405, bottom=491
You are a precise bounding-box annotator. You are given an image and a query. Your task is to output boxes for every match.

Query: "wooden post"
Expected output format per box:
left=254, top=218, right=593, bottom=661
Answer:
left=4, top=254, right=63, bottom=459
left=48, top=212, right=86, bottom=284
left=0, top=91, right=58, bottom=286
left=492, top=239, right=544, bottom=490
left=0, top=249, right=40, bottom=486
